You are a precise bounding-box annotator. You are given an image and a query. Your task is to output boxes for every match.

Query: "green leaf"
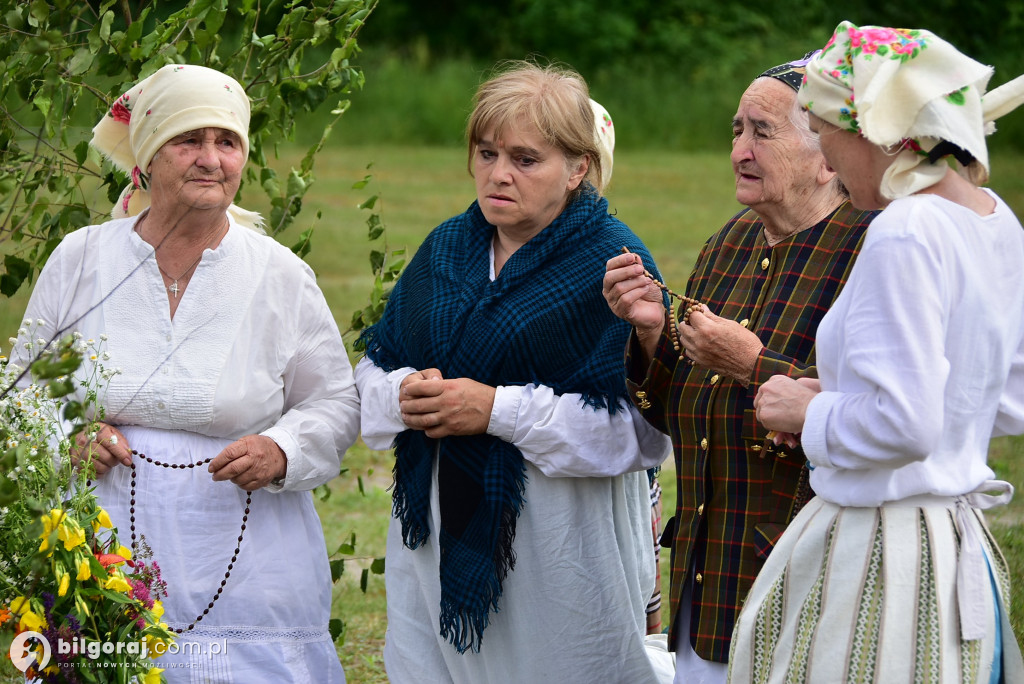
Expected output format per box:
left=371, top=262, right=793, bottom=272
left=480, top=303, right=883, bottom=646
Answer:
left=369, top=249, right=384, bottom=273
left=3, top=254, right=31, bottom=285
left=290, top=227, right=314, bottom=259
left=32, top=94, right=51, bottom=118
left=329, top=558, right=344, bottom=581
left=358, top=194, right=378, bottom=210
left=328, top=617, right=344, bottom=642
left=335, top=532, right=356, bottom=556
left=99, top=10, right=114, bottom=42
left=29, top=0, right=49, bottom=23
left=73, top=140, right=90, bottom=165
left=5, top=8, right=25, bottom=31
left=286, top=170, right=307, bottom=197
left=370, top=557, right=385, bottom=574
left=360, top=567, right=369, bottom=592
left=0, top=478, right=19, bottom=506
left=68, top=48, right=95, bottom=76
left=47, top=378, right=75, bottom=398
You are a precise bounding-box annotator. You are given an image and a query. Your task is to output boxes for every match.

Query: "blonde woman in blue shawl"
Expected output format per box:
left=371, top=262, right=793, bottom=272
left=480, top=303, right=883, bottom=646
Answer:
left=356, top=61, right=673, bottom=683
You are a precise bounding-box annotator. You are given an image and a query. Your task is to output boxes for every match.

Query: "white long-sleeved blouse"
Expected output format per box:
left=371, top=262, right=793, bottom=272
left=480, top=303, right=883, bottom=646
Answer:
left=14, top=214, right=360, bottom=491
left=803, top=190, right=1024, bottom=505
left=356, top=359, right=671, bottom=477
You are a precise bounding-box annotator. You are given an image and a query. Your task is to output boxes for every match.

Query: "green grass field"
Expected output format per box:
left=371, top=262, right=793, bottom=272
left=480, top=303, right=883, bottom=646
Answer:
left=2, top=146, right=1023, bottom=682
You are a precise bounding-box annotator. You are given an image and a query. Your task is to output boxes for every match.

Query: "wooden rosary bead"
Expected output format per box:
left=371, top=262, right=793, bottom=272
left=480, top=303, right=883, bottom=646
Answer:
left=621, top=246, right=704, bottom=362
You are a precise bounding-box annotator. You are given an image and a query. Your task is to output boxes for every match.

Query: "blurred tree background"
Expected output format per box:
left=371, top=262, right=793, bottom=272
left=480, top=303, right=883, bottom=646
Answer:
left=325, top=0, right=1024, bottom=150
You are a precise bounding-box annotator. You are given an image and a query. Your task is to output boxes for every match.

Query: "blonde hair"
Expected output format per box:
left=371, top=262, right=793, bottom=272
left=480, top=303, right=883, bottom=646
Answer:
left=467, top=61, right=602, bottom=197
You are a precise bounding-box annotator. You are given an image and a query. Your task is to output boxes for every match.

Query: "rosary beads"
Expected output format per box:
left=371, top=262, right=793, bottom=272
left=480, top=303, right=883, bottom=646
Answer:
left=90, top=452, right=252, bottom=633
left=128, top=450, right=251, bottom=633
left=620, top=247, right=704, bottom=355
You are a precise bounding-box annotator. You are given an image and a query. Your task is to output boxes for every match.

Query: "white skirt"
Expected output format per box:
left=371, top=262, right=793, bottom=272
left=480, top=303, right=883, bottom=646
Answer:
left=383, top=460, right=661, bottom=683
left=91, top=426, right=344, bottom=683
left=728, top=492, right=1024, bottom=684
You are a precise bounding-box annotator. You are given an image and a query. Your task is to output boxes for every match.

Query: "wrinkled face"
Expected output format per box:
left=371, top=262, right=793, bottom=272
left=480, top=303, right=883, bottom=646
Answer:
left=809, top=114, right=890, bottom=210
left=148, top=127, right=245, bottom=212
left=730, top=79, right=826, bottom=213
left=473, top=121, right=588, bottom=238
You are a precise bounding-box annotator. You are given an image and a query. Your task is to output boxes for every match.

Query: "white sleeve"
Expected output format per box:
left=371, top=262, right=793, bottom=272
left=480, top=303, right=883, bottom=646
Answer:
left=487, top=384, right=671, bottom=477
left=261, top=277, right=361, bottom=492
left=353, top=359, right=671, bottom=476
left=353, top=355, right=416, bottom=450
left=993, top=334, right=1024, bottom=437
left=800, top=235, right=947, bottom=470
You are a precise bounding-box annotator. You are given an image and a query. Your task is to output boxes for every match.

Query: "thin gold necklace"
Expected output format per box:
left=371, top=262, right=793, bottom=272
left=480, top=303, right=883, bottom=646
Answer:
left=158, top=253, right=204, bottom=298
left=142, top=218, right=228, bottom=298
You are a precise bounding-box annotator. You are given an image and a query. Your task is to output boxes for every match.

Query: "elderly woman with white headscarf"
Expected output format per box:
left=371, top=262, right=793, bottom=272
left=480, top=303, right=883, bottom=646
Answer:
left=731, top=22, right=1024, bottom=683
left=12, top=64, right=359, bottom=682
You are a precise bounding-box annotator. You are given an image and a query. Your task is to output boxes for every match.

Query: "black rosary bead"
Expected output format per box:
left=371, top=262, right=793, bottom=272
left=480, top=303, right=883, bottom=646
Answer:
left=125, top=450, right=252, bottom=634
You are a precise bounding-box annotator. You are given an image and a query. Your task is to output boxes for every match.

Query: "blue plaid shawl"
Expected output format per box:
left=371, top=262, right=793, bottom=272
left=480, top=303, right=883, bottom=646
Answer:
left=359, top=187, right=661, bottom=653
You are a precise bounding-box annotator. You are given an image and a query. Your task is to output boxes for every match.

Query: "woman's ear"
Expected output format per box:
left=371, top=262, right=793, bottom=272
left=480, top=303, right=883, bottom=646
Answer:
left=817, top=158, right=838, bottom=187
left=566, top=154, right=590, bottom=191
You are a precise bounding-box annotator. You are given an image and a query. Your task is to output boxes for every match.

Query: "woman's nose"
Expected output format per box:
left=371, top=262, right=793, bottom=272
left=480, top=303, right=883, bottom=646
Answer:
left=195, top=140, right=221, bottom=169
left=730, top=132, right=753, bottom=165
left=490, top=155, right=514, bottom=183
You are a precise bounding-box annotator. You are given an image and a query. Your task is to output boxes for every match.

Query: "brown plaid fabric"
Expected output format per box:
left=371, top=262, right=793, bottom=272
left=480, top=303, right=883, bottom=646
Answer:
left=625, top=201, right=877, bottom=662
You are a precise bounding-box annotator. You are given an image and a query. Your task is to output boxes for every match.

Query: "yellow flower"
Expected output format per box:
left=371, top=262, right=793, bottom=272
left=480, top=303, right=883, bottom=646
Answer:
left=91, top=507, right=115, bottom=534
left=19, top=609, right=45, bottom=632
left=41, top=509, right=66, bottom=535
left=58, top=571, right=70, bottom=597
left=77, top=557, right=92, bottom=581
left=9, top=596, right=30, bottom=615
left=150, top=600, right=165, bottom=620
left=74, top=593, right=91, bottom=618
left=104, top=572, right=131, bottom=594
left=143, top=634, right=170, bottom=657
left=143, top=666, right=164, bottom=683
left=96, top=508, right=113, bottom=529
left=116, top=544, right=132, bottom=561
left=57, top=519, right=86, bottom=551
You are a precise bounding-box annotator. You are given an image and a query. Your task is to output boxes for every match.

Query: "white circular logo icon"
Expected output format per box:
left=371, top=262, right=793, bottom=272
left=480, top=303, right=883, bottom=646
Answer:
left=9, top=631, right=51, bottom=673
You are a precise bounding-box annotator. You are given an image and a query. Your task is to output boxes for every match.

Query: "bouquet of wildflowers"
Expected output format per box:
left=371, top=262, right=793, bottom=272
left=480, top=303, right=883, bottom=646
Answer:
left=0, top=323, right=175, bottom=683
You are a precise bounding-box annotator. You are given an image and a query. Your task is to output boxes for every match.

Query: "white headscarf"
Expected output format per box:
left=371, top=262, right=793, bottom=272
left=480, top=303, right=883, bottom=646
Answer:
left=90, top=64, right=264, bottom=231
left=799, top=21, right=1024, bottom=199
left=590, top=99, right=615, bottom=189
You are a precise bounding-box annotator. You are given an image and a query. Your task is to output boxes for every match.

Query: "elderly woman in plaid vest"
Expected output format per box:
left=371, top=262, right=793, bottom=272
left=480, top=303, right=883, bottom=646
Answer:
left=604, top=52, right=879, bottom=683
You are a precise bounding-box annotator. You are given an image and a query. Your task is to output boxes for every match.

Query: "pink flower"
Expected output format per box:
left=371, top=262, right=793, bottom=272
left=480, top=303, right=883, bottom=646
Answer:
left=891, top=40, right=921, bottom=55
left=862, top=27, right=900, bottom=44
left=110, top=100, right=131, bottom=124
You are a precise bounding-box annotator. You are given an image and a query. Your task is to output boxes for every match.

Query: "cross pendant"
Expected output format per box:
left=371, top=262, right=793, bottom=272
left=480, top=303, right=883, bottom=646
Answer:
left=168, top=280, right=180, bottom=298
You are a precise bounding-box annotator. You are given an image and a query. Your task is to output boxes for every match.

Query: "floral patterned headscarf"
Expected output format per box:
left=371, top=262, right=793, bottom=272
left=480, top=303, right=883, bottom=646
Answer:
left=90, top=64, right=263, bottom=231
left=799, top=21, right=1024, bottom=199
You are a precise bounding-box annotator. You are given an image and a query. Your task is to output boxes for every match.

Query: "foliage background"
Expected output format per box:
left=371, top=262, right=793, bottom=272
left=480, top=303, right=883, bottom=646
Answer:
left=3, top=1, right=1024, bottom=682
left=327, top=0, right=1024, bottom=151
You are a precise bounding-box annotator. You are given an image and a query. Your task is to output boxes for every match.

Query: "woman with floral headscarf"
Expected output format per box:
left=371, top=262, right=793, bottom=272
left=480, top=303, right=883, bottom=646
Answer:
left=731, top=22, right=1024, bottom=683
left=12, top=64, right=359, bottom=682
